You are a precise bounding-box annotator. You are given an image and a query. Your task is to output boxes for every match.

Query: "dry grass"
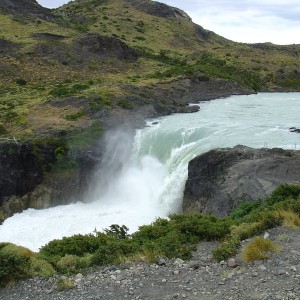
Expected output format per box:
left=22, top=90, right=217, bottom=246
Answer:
left=276, top=210, right=300, bottom=230
left=56, top=278, right=75, bottom=291
left=118, top=248, right=158, bottom=264
left=240, top=236, right=280, bottom=263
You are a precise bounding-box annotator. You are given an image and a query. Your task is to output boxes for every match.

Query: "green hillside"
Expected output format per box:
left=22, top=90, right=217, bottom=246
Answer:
left=0, top=0, right=299, bottom=139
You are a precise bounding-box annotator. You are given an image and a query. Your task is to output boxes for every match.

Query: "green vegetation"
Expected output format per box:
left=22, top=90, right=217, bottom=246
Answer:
left=117, top=99, right=133, bottom=109
left=0, top=243, right=55, bottom=287
left=212, top=184, right=300, bottom=261
left=1, top=184, right=299, bottom=286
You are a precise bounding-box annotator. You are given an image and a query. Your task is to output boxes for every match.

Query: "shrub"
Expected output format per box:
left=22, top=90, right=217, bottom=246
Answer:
left=91, top=239, right=138, bottom=266
left=212, top=237, right=240, bottom=261
left=117, top=99, right=133, bottom=109
left=49, top=85, right=71, bottom=97
left=15, top=78, right=27, bottom=86
left=0, top=244, right=33, bottom=286
left=266, top=184, right=300, bottom=206
left=240, top=237, right=280, bottom=263
left=0, top=124, right=7, bottom=135
left=230, top=201, right=261, bottom=220
left=29, top=257, right=56, bottom=277
left=65, top=109, right=85, bottom=121
left=40, top=233, right=108, bottom=258
left=56, top=255, right=81, bottom=273
left=104, top=224, right=129, bottom=240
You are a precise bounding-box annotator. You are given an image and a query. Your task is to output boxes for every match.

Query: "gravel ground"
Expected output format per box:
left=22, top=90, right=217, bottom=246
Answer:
left=0, top=226, right=299, bottom=300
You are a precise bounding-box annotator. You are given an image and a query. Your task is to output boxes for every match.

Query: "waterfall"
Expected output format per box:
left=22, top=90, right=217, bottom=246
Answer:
left=0, top=93, right=299, bottom=251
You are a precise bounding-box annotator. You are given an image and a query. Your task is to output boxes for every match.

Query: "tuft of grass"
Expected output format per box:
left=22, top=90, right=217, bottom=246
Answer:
left=240, top=237, right=280, bottom=263
left=56, top=278, right=75, bottom=291
left=276, top=210, right=300, bottom=230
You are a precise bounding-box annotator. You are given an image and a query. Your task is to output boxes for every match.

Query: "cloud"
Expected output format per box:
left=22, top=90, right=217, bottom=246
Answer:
left=159, top=0, right=300, bottom=44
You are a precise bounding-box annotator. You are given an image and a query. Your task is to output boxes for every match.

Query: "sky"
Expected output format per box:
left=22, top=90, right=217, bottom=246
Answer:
left=36, top=0, right=300, bottom=45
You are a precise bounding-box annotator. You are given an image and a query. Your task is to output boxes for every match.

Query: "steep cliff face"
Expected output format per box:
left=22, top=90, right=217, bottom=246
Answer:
left=0, top=141, right=101, bottom=221
left=0, top=142, right=54, bottom=206
left=183, top=146, right=300, bottom=216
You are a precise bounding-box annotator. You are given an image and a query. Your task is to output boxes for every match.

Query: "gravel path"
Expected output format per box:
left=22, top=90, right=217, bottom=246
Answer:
left=1, top=226, right=299, bottom=300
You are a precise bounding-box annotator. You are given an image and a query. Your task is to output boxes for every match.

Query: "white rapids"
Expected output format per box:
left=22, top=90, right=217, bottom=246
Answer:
left=0, top=93, right=299, bottom=251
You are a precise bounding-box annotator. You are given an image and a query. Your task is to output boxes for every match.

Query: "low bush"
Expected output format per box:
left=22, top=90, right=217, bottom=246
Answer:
left=117, top=99, right=133, bottom=109
left=40, top=233, right=109, bottom=258
left=15, top=78, right=27, bottom=86
left=29, top=257, right=56, bottom=277
left=65, top=109, right=85, bottom=121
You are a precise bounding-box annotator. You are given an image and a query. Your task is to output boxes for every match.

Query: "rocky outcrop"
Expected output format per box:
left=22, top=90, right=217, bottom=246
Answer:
left=76, top=34, right=140, bottom=61
left=0, top=0, right=55, bottom=20
left=32, top=33, right=140, bottom=65
left=183, top=145, right=300, bottom=216
left=127, top=0, right=192, bottom=21
left=0, top=141, right=102, bottom=221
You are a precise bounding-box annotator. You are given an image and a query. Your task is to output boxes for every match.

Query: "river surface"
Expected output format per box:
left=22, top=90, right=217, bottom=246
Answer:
left=0, top=93, right=299, bottom=251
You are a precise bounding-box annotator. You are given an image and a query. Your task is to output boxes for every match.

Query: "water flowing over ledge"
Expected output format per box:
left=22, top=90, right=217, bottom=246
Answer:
left=0, top=93, right=299, bottom=251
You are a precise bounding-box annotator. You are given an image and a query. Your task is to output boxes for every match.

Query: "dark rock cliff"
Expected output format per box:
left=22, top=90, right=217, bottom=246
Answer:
left=0, top=0, right=55, bottom=20
left=0, top=141, right=101, bottom=221
left=183, top=145, right=300, bottom=216
left=127, top=0, right=192, bottom=21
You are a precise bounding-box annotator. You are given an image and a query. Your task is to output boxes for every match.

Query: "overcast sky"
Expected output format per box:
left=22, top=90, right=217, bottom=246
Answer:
left=37, top=0, right=300, bottom=45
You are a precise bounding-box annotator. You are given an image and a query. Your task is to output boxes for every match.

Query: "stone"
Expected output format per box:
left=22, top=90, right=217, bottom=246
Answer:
left=158, top=258, right=167, bottom=266
left=74, top=273, right=83, bottom=280
left=227, top=258, right=237, bottom=268
left=174, top=258, right=184, bottom=266
left=258, top=265, right=267, bottom=271
left=278, top=269, right=286, bottom=275
left=189, top=261, right=200, bottom=270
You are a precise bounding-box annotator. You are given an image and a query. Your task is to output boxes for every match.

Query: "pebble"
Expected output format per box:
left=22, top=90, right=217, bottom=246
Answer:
left=277, top=269, right=286, bottom=275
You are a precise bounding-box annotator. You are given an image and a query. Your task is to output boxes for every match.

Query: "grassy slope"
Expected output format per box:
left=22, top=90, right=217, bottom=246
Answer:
left=0, top=0, right=299, bottom=139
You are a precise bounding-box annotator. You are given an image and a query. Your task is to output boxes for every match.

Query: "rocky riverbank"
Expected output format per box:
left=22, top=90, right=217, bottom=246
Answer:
left=0, top=226, right=299, bottom=300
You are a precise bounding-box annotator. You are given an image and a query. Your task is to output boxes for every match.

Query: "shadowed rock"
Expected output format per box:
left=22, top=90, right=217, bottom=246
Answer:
left=183, top=145, right=300, bottom=216
left=127, top=0, right=191, bottom=20
left=0, top=0, right=55, bottom=20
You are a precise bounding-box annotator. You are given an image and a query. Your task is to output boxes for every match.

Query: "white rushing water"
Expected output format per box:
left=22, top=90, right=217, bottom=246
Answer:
left=0, top=93, right=299, bottom=251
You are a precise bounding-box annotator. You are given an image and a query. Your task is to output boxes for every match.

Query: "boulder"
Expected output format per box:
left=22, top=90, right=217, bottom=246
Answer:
left=183, top=145, right=300, bottom=216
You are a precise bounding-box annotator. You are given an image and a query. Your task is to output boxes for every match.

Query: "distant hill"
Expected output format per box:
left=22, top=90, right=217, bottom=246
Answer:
left=0, top=0, right=299, bottom=139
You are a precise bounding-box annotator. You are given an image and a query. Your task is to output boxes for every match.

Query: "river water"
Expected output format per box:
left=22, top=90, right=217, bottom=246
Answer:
left=0, top=93, right=299, bottom=251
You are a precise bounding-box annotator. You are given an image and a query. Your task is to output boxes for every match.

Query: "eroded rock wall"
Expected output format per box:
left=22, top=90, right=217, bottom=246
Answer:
left=183, top=145, right=300, bottom=216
